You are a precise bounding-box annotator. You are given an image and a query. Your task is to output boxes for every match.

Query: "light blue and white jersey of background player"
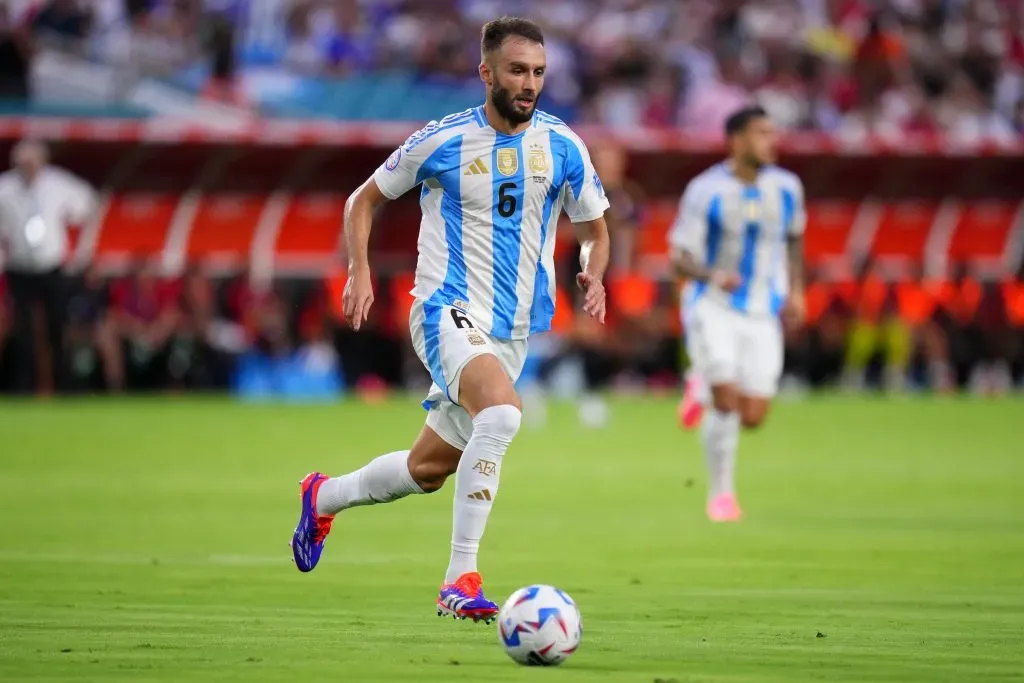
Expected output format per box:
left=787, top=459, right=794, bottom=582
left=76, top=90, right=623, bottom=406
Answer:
left=668, top=162, right=806, bottom=318
left=372, top=106, right=609, bottom=340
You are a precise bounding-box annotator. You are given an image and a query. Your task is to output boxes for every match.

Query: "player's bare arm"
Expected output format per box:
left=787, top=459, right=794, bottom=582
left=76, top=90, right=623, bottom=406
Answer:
left=783, top=233, right=805, bottom=326
left=575, top=215, right=610, bottom=323
left=342, top=177, right=390, bottom=330
left=671, top=248, right=741, bottom=292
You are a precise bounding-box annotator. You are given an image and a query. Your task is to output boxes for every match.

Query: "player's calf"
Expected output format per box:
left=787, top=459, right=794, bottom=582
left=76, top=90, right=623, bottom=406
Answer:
left=739, top=396, right=771, bottom=429
left=407, top=426, right=463, bottom=493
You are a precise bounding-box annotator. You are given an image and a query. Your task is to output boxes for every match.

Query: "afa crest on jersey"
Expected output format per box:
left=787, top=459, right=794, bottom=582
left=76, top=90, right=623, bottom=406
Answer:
left=528, top=145, right=549, bottom=174
left=385, top=147, right=402, bottom=172
left=496, top=148, right=519, bottom=176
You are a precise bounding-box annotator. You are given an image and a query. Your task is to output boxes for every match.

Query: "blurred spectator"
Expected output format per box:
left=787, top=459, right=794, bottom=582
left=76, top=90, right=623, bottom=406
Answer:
left=843, top=259, right=911, bottom=392
left=973, top=276, right=1014, bottom=394
left=801, top=265, right=848, bottom=387
left=852, top=11, right=908, bottom=106
left=201, top=9, right=245, bottom=105
left=0, top=139, right=95, bottom=394
left=897, top=263, right=952, bottom=392
left=283, top=2, right=328, bottom=75
left=930, top=263, right=971, bottom=385
left=0, top=6, right=33, bottom=100
left=0, top=272, right=9, bottom=371
left=65, top=262, right=123, bottom=392
left=680, top=56, right=753, bottom=135
left=606, top=270, right=677, bottom=388
left=224, top=269, right=290, bottom=356
left=110, top=258, right=180, bottom=390
left=930, top=261, right=1013, bottom=393
left=31, top=0, right=92, bottom=47
left=10, top=0, right=1020, bottom=137
left=167, top=263, right=218, bottom=389
left=295, top=279, right=343, bottom=383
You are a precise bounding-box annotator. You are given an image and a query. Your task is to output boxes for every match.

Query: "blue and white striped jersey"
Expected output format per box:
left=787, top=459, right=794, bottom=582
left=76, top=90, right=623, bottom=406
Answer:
left=669, top=162, right=806, bottom=318
left=373, top=106, right=609, bottom=340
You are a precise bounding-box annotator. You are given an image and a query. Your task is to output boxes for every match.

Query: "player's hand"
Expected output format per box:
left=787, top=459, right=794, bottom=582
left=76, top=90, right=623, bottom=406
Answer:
left=576, top=272, right=606, bottom=324
left=782, top=293, right=805, bottom=330
left=710, top=270, right=742, bottom=292
left=343, top=267, right=374, bottom=331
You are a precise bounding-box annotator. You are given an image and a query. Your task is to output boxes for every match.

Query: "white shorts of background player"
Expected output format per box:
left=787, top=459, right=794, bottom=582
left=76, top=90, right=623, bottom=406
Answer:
left=684, top=296, right=783, bottom=399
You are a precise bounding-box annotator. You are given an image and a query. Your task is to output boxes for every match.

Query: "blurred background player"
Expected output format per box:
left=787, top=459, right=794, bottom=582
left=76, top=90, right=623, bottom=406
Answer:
left=670, top=106, right=805, bottom=522
left=290, top=17, right=610, bottom=623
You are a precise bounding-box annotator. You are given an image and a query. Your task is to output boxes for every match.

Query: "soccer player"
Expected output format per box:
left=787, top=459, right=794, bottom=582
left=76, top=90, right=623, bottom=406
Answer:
left=290, top=17, right=611, bottom=623
left=669, top=106, right=805, bottom=522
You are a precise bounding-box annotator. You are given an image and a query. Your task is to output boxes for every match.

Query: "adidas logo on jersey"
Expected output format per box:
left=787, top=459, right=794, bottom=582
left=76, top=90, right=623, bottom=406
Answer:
left=467, top=489, right=492, bottom=501
left=464, top=158, right=490, bottom=176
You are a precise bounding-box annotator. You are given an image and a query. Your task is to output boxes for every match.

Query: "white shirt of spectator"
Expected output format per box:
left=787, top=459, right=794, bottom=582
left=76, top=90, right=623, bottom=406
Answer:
left=0, top=167, right=96, bottom=273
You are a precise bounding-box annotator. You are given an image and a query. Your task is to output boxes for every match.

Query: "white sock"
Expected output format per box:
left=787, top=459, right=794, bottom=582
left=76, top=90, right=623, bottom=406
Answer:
left=316, top=450, right=422, bottom=515
left=687, top=371, right=710, bottom=405
left=701, top=409, right=740, bottom=500
left=445, top=404, right=522, bottom=584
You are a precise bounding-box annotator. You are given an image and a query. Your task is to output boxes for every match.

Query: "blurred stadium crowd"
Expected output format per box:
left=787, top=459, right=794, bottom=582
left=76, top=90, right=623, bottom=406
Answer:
left=0, top=0, right=1023, bottom=399
left=2, top=226, right=1024, bottom=398
left=0, top=0, right=1021, bottom=137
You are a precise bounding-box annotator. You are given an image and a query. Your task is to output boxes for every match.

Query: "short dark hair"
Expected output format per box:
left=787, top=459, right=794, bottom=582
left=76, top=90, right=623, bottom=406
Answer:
left=724, top=105, right=768, bottom=137
left=481, top=16, right=544, bottom=56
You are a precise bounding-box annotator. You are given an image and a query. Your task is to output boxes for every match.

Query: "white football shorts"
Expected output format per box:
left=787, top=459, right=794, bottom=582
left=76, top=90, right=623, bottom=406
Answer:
left=683, top=296, right=783, bottom=398
left=409, top=297, right=527, bottom=450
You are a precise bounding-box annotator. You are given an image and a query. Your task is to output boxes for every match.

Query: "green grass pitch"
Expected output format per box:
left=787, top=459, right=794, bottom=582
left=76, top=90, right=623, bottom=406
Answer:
left=1, top=395, right=1022, bottom=682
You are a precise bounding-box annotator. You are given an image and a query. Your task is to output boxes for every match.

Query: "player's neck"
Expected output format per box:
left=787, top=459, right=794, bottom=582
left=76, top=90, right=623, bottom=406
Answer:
left=483, top=101, right=531, bottom=136
left=727, top=159, right=759, bottom=184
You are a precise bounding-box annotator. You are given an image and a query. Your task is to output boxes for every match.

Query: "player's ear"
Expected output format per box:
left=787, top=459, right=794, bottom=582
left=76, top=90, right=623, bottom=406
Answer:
left=479, top=60, right=492, bottom=87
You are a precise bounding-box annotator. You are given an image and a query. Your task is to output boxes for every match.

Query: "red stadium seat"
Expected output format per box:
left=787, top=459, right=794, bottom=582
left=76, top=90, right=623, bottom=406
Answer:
left=947, top=201, right=1020, bottom=263
left=186, top=193, right=265, bottom=259
left=804, top=200, right=859, bottom=266
left=95, top=193, right=178, bottom=257
left=870, top=201, right=939, bottom=261
left=274, top=194, right=346, bottom=260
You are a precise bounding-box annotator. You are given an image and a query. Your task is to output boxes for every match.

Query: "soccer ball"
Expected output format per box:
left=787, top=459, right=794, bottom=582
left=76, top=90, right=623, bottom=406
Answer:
left=497, top=585, right=582, bottom=666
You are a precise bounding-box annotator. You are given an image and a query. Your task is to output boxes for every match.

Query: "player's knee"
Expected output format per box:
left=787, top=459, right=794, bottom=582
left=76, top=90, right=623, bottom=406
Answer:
left=407, top=439, right=460, bottom=493
left=415, top=477, right=448, bottom=494
left=408, top=458, right=457, bottom=493
left=739, top=403, right=769, bottom=429
left=740, top=412, right=766, bottom=430
left=710, top=385, right=740, bottom=414
left=471, top=404, right=522, bottom=445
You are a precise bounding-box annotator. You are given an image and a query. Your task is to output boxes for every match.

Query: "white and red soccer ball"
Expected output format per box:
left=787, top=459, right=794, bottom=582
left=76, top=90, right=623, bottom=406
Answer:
left=497, top=584, right=582, bottom=666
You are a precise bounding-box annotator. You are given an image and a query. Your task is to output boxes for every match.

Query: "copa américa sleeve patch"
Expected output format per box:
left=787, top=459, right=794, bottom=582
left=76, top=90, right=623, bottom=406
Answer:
left=385, top=147, right=402, bottom=171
